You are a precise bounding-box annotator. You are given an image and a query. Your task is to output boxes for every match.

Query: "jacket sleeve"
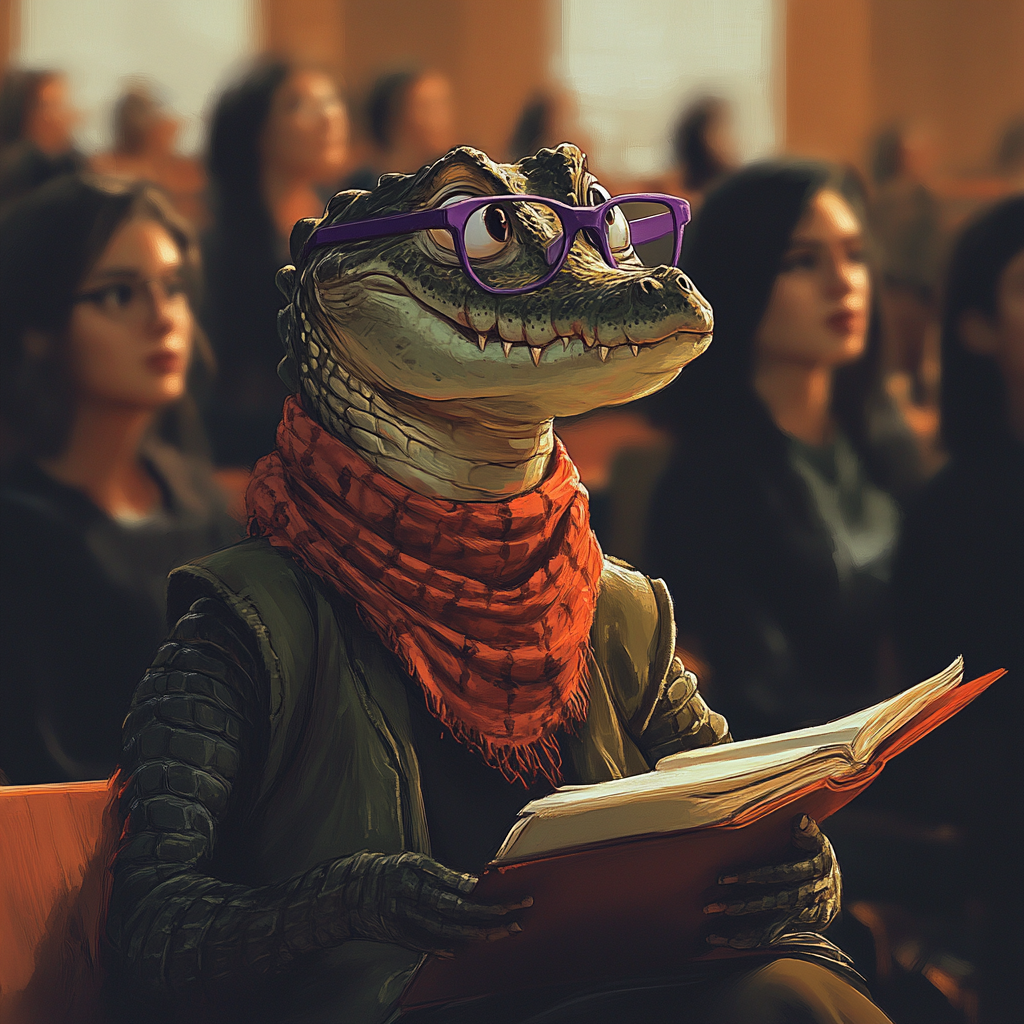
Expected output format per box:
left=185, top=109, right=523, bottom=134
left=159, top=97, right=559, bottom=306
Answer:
left=593, top=557, right=730, bottom=768
left=106, top=597, right=363, bottom=1014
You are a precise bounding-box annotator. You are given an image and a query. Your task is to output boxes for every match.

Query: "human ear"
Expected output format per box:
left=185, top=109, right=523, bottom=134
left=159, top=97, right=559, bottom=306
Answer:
left=959, top=310, right=1000, bottom=357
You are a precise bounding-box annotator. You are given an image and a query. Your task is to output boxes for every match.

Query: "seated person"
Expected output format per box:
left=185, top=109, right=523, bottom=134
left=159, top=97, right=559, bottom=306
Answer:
left=104, top=145, right=891, bottom=1024
left=643, top=161, right=923, bottom=740
left=0, top=174, right=240, bottom=784
left=888, top=194, right=1024, bottom=1023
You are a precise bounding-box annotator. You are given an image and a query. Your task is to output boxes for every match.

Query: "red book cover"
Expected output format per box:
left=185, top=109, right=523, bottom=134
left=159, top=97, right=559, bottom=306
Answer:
left=401, top=669, right=1005, bottom=1009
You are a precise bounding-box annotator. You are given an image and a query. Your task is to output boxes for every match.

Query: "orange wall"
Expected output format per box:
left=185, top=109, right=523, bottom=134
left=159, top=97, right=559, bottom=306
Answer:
left=784, top=0, right=872, bottom=168
left=786, top=0, right=1024, bottom=173
left=262, top=0, right=551, bottom=159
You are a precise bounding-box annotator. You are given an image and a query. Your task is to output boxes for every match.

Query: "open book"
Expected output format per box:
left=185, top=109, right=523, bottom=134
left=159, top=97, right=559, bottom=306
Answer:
left=402, top=659, right=1005, bottom=1008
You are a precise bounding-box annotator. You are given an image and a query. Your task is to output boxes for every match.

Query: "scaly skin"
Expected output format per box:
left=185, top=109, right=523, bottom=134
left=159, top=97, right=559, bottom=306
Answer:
left=275, top=143, right=714, bottom=500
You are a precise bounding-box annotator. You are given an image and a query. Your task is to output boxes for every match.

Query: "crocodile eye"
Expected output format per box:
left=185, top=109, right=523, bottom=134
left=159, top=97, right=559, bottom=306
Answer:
left=463, top=204, right=511, bottom=258
left=588, top=183, right=612, bottom=206
left=604, top=204, right=630, bottom=252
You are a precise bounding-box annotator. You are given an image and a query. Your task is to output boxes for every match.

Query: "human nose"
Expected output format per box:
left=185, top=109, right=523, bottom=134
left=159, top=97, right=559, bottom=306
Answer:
left=143, top=281, right=183, bottom=333
left=823, top=248, right=858, bottom=299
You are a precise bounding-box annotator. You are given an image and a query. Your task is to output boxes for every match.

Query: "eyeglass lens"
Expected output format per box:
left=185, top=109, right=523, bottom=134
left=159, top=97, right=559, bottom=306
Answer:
left=460, top=199, right=566, bottom=292
left=608, top=201, right=678, bottom=267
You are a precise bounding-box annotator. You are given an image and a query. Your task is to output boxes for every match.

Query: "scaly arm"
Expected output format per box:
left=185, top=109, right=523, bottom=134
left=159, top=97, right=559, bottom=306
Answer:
left=106, top=598, right=528, bottom=1013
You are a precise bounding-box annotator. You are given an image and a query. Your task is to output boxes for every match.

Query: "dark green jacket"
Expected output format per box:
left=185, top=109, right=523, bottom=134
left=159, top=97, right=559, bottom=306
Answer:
left=112, top=538, right=727, bottom=1023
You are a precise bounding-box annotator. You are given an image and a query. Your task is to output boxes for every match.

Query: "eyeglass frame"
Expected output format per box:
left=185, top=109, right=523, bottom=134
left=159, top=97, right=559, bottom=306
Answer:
left=299, top=192, right=692, bottom=296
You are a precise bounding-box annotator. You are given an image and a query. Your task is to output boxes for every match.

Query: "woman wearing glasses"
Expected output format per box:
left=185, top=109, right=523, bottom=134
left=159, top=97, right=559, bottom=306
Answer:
left=0, top=173, right=239, bottom=785
left=643, top=161, right=924, bottom=742
left=203, top=61, right=349, bottom=470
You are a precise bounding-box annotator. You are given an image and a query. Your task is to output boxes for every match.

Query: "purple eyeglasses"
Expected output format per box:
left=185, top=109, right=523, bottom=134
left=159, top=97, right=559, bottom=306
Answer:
left=300, top=190, right=691, bottom=295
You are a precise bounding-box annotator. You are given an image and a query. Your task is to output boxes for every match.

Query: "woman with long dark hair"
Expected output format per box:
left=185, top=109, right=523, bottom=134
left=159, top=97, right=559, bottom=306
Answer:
left=203, top=60, right=348, bottom=468
left=0, top=68, right=84, bottom=210
left=886, top=196, right=1023, bottom=1023
left=643, top=160, right=922, bottom=741
left=0, top=174, right=239, bottom=784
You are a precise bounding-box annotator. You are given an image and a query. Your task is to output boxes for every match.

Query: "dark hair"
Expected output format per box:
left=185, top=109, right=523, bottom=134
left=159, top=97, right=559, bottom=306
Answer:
left=0, top=69, right=59, bottom=148
left=508, top=95, right=551, bottom=162
left=208, top=60, right=291, bottom=228
left=652, top=159, right=882, bottom=463
left=672, top=97, right=731, bottom=194
left=940, top=193, right=1024, bottom=455
left=113, top=83, right=160, bottom=155
left=0, top=173, right=209, bottom=460
left=366, top=70, right=419, bottom=150
left=995, top=117, right=1024, bottom=175
left=870, top=125, right=906, bottom=186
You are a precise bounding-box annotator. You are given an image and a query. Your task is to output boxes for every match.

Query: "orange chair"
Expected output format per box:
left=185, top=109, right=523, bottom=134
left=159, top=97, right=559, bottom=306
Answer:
left=0, top=779, right=117, bottom=1024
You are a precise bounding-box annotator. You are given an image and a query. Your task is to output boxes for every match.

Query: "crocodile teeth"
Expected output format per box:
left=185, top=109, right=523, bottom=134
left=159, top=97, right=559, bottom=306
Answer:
left=598, top=345, right=611, bottom=362
left=580, top=330, right=596, bottom=348
left=529, top=346, right=543, bottom=366
left=630, top=344, right=640, bottom=357
left=501, top=341, right=514, bottom=358
left=477, top=333, right=488, bottom=352
left=562, top=336, right=571, bottom=351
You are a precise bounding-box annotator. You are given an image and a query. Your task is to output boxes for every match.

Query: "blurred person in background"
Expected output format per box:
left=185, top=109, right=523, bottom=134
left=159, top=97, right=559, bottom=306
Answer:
left=643, top=161, right=923, bottom=741
left=883, top=195, right=1023, bottom=1024
left=668, top=96, right=739, bottom=211
left=345, top=68, right=456, bottom=190
left=92, top=80, right=206, bottom=225
left=993, top=116, right=1024, bottom=189
left=0, top=174, right=240, bottom=785
left=0, top=67, right=84, bottom=210
left=203, top=60, right=349, bottom=469
left=506, top=87, right=589, bottom=163
left=868, top=124, right=944, bottom=472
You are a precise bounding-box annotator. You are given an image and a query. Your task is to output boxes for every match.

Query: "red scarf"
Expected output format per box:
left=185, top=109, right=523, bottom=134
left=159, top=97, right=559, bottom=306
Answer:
left=245, top=397, right=603, bottom=784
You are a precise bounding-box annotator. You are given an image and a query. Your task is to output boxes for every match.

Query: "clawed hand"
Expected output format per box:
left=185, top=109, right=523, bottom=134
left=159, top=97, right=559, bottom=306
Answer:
left=702, top=814, right=841, bottom=949
left=346, top=851, right=533, bottom=958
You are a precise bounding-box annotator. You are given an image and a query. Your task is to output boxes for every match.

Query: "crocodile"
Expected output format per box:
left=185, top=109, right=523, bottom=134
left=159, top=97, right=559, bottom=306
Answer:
left=275, top=142, right=713, bottom=501
left=104, top=144, right=854, bottom=1024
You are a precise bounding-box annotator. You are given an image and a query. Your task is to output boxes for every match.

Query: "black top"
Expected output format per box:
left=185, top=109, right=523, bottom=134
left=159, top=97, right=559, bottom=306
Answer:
left=200, top=222, right=291, bottom=468
left=643, top=416, right=910, bottom=741
left=0, top=141, right=86, bottom=212
left=886, top=440, right=1024, bottom=827
left=0, top=443, right=241, bottom=783
left=403, top=676, right=554, bottom=874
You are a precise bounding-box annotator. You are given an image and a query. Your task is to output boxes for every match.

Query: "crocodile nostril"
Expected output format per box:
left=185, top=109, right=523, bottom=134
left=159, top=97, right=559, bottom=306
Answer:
left=635, top=278, right=664, bottom=296
left=676, top=275, right=695, bottom=294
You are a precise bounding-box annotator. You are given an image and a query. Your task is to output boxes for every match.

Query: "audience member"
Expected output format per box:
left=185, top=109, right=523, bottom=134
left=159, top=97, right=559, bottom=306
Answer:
left=506, top=87, right=588, bottom=162
left=642, top=161, right=922, bottom=740
left=993, top=116, right=1024, bottom=189
left=0, top=68, right=84, bottom=210
left=345, top=68, right=455, bottom=190
left=868, top=124, right=944, bottom=470
left=92, top=80, right=206, bottom=225
left=864, top=193, right=1024, bottom=1024
left=0, top=174, right=240, bottom=784
left=669, top=96, right=739, bottom=210
left=203, top=61, right=348, bottom=468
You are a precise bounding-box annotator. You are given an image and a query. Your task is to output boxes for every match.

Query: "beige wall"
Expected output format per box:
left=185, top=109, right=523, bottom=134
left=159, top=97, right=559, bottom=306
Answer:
left=262, top=0, right=551, bottom=159
left=786, top=0, right=1024, bottom=174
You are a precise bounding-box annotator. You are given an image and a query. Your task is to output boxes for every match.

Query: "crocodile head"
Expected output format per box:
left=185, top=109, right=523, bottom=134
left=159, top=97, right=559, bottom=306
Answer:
left=276, top=143, right=713, bottom=498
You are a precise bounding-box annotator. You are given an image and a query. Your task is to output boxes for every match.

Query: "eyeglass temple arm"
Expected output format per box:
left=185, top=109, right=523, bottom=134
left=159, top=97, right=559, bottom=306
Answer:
left=301, top=208, right=448, bottom=261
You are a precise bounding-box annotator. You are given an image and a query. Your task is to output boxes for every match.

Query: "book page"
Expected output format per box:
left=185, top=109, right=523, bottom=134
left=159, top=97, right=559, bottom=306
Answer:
left=492, top=659, right=966, bottom=865
left=849, top=657, right=962, bottom=764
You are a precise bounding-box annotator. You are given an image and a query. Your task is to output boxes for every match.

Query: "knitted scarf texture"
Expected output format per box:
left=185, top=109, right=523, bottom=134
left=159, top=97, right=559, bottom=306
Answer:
left=245, top=397, right=603, bottom=784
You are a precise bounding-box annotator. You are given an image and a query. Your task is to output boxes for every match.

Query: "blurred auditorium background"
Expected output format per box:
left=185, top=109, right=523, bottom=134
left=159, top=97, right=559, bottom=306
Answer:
left=4, top=0, right=1020, bottom=487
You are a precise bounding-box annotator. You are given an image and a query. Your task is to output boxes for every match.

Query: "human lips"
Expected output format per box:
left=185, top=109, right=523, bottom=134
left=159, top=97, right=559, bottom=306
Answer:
left=146, top=349, right=185, bottom=374
left=825, top=309, right=863, bottom=335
